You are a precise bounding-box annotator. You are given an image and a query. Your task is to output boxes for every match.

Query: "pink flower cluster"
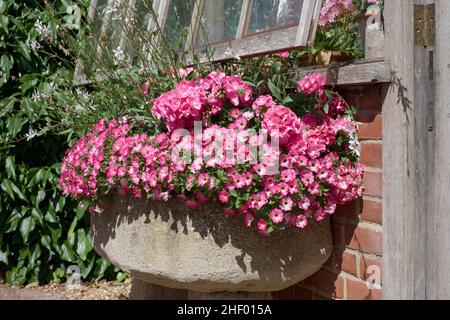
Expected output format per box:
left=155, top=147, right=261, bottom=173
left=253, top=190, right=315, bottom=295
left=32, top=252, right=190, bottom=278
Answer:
left=61, top=71, right=364, bottom=236
left=297, top=72, right=326, bottom=95
left=319, top=0, right=354, bottom=26
left=151, top=71, right=252, bottom=132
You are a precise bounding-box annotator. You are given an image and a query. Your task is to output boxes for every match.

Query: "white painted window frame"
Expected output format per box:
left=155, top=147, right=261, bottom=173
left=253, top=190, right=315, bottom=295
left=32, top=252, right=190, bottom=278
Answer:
left=86, top=0, right=322, bottom=63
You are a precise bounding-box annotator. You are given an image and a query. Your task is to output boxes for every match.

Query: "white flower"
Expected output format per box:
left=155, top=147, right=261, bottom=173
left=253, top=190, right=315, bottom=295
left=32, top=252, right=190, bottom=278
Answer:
left=28, top=38, right=42, bottom=50
left=112, top=46, right=125, bottom=65
left=348, top=131, right=361, bottom=158
left=34, top=19, right=52, bottom=40
left=31, top=90, right=41, bottom=102
left=105, top=1, right=119, bottom=15
left=26, top=128, right=38, bottom=141
left=74, top=104, right=85, bottom=114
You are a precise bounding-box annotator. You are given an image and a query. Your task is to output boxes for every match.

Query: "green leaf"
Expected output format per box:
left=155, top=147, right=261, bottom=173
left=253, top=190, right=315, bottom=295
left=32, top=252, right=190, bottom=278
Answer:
left=44, top=206, right=58, bottom=223
left=0, top=54, right=13, bottom=74
left=4, top=209, right=22, bottom=233
left=20, top=216, right=35, bottom=243
left=46, top=223, right=62, bottom=246
left=30, top=168, right=47, bottom=186
left=268, top=80, right=282, bottom=102
left=6, top=267, right=28, bottom=286
left=31, top=208, right=43, bottom=225
left=78, top=255, right=95, bottom=278
left=36, top=189, right=46, bottom=207
left=94, top=257, right=111, bottom=279
left=61, top=240, right=76, bottom=262
left=1, top=178, right=15, bottom=200
left=5, top=156, right=16, bottom=180
left=75, top=204, right=87, bottom=220
left=55, top=196, right=65, bottom=212
left=67, top=217, right=77, bottom=239
left=20, top=73, right=39, bottom=93
left=282, top=95, right=294, bottom=105
left=0, top=96, right=17, bottom=111
left=76, top=229, right=92, bottom=260
left=17, top=41, right=31, bottom=61
left=323, top=103, right=330, bottom=114
left=6, top=116, right=27, bottom=139
left=0, top=244, right=9, bottom=264
left=20, top=98, right=39, bottom=119
left=29, top=243, right=41, bottom=266
left=40, top=235, right=52, bottom=251
left=0, top=15, right=9, bottom=34
left=11, top=182, right=28, bottom=202
left=116, top=272, right=128, bottom=283
left=53, top=268, right=65, bottom=281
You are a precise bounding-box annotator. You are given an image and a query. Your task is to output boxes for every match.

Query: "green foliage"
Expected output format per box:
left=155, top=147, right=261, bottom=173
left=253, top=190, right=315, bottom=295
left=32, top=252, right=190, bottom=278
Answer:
left=0, top=0, right=123, bottom=285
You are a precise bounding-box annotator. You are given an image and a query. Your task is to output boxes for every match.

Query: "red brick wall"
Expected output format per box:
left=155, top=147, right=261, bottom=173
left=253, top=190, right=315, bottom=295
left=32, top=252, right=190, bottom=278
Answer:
left=277, top=84, right=386, bottom=300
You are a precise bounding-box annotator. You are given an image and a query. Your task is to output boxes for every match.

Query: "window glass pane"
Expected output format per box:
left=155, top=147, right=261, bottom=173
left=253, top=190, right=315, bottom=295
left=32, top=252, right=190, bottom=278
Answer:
left=195, top=0, right=244, bottom=47
left=136, top=0, right=154, bottom=31
left=90, top=0, right=109, bottom=50
left=163, top=0, right=196, bottom=50
left=130, top=0, right=155, bottom=62
left=247, top=0, right=303, bottom=34
left=90, top=0, right=124, bottom=61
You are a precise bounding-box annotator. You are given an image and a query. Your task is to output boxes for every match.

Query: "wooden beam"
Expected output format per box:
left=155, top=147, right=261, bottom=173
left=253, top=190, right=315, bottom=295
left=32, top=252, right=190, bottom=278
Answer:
left=433, top=0, right=450, bottom=299
left=383, top=0, right=434, bottom=299
left=288, top=58, right=391, bottom=86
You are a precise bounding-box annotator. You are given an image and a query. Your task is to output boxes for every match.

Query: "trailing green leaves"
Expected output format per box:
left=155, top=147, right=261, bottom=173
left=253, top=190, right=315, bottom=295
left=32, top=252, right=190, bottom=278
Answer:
left=0, top=0, right=122, bottom=286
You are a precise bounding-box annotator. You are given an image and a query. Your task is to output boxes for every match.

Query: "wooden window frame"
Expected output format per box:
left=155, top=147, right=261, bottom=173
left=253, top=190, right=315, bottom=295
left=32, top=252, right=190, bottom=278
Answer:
left=86, top=0, right=322, bottom=64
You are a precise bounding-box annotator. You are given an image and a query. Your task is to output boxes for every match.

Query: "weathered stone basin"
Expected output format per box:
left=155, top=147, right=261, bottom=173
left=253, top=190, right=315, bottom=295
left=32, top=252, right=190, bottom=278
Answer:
left=91, top=196, right=332, bottom=298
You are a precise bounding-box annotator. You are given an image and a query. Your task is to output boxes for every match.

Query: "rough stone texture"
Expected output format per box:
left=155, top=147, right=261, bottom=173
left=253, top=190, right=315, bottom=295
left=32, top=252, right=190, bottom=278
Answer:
left=91, top=196, right=332, bottom=293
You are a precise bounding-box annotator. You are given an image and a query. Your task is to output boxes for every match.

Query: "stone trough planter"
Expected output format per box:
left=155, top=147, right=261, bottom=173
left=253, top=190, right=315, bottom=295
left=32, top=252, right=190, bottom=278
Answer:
left=91, top=196, right=332, bottom=299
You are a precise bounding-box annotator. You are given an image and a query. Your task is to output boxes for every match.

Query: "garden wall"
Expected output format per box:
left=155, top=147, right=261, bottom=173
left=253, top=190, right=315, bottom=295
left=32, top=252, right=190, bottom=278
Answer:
left=277, top=83, right=386, bottom=300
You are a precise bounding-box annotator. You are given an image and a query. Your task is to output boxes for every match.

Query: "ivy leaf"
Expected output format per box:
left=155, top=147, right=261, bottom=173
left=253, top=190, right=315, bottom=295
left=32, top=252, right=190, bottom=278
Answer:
left=4, top=209, right=22, bottom=233
left=55, top=196, right=66, bottom=212
left=75, top=204, right=87, bottom=220
left=0, top=15, right=9, bottom=34
left=67, top=216, right=77, bottom=239
left=20, top=98, right=39, bottom=119
left=5, top=156, right=16, bottom=180
left=17, top=41, right=31, bottom=61
left=94, top=258, right=111, bottom=279
left=76, top=229, right=92, bottom=260
left=44, top=206, right=58, bottom=223
left=0, top=245, right=9, bottom=264
left=31, top=208, right=43, bottom=225
left=116, top=272, right=128, bottom=283
left=0, top=54, right=13, bottom=74
left=40, top=235, right=52, bottom=251
left=61, top=240, right=76, bottom=262
left=1, top=178, right=15, bottom=200
left=20, top=216, right=35, bottom=243
left=28, top=244, right=41, bottom=267
left=5, top=116, right=27, bottom=139
left=11, top=182, right=28, bottom=202
left=36, top=189, right=46, bottom=207
left=20, top=74, right=39, bottom=94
